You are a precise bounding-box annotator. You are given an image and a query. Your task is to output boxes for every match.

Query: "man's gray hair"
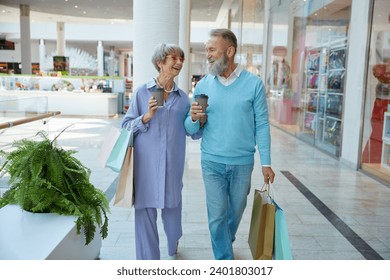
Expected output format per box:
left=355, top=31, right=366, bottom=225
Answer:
left=151, top=43, right=185, bottom=71
left=209, top=28, right=237, bottom=55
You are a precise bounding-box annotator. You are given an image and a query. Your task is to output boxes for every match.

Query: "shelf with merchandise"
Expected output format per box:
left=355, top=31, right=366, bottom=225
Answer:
left=300, top=38, right=347, bottom=157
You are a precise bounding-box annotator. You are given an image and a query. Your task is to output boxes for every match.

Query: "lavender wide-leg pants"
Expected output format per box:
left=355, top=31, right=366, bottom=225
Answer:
left=135, top=201, right=182, bottom=260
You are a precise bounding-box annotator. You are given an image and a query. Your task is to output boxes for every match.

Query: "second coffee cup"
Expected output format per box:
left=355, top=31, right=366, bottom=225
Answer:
left=151, top=87, right=164, bottom=107
left=195, top=94, right=208, bottom=113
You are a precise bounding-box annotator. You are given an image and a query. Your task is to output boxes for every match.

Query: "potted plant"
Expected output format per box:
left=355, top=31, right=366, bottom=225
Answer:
left=0, top=128, right=109, bottom=246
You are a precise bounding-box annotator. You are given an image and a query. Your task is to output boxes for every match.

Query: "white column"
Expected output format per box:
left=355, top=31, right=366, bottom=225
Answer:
left=109, top=46, right=115, bottom=76
left=39, top=39, right=46, bottom=72
left=56, top=22, right=65, bottom=56
left=340, top=1, right=371, bottom=169
left=97, top=41, right=104, bottom=76
left=179, top=0, right=191, bottom=93
left=19, top=5, right=32, bottom=74
left=262, top=0, right=270, bottom=83
left=133, top=0, right=180, bottom=89
left=119, top=52, right=125, bottom=77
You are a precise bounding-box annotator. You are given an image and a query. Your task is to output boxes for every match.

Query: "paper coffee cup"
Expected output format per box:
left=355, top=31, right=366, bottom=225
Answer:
left=151, top=87, right=164, bottom=107
left=195, top=94, right=208, bottom=113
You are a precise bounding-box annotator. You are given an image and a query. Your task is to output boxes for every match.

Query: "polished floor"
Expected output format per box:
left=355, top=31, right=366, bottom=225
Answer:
left=1, top=114, right=390, bottom=260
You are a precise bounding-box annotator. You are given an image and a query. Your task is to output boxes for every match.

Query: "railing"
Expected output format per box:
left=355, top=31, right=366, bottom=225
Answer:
left=0, top=111, right=61, bottom=130
left=0, top=96, right=60, bottom=192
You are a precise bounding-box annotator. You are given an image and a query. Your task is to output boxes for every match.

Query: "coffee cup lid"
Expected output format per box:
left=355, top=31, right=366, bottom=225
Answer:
left=196, top=94, right=208, bottom=98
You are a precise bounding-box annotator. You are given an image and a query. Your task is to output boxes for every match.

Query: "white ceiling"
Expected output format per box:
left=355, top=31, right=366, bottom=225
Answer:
left=0, top=0, right=228, bottom=23
left=0, top=0, right=242, bottom=52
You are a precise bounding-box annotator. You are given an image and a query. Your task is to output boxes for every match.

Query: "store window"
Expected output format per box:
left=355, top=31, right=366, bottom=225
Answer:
left=361, top=0, right=390, bottom=180
left=266, top=0, right=351, bottom=157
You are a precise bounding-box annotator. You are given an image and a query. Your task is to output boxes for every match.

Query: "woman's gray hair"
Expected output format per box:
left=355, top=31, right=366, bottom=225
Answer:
left=151, top=43, right=185, bottom=71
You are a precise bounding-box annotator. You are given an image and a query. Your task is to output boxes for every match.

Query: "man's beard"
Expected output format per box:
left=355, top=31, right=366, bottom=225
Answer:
left=207, top=53, right=229, bottom=76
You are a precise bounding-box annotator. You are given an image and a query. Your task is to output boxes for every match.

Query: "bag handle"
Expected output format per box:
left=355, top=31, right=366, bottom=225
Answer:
left=259, top=183, right=275, bottom=205
left=128, top=121, right=135, bottom=147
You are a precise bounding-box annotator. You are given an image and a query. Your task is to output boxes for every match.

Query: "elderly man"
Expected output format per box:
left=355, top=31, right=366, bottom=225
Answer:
left=185, top=28, right=275, bottom=260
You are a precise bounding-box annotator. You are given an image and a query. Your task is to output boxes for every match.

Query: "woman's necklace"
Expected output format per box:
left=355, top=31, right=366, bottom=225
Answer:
left=155, top=77, right=174, bottom=93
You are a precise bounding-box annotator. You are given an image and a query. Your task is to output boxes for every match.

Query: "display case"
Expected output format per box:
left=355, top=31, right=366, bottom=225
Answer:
left=381, top=112, right=390, bottom=169
left=0, top=75, right=126, bottom=117
left=301, top=38, right=347, bottom=156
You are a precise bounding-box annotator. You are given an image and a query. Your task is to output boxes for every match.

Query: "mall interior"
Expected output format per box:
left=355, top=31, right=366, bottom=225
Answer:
left=0, top=0, right=390, bottom=260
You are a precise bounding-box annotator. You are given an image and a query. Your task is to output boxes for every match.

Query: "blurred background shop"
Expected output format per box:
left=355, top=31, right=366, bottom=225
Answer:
left=0, top=0, right=390, bottom=185
left=265, top=0, right=390, bottom=185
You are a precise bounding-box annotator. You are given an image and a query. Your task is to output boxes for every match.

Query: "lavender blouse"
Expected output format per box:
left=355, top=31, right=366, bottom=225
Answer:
left=121, top=79, right=191, bottom=209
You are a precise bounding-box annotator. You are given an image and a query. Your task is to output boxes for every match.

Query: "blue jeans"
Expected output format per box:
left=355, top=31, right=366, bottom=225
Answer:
left=201, top=160, right=253, bottom=260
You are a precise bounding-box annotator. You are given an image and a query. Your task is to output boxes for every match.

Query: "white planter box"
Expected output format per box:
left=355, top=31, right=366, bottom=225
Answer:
left=0, top=204, right=101, bottom=260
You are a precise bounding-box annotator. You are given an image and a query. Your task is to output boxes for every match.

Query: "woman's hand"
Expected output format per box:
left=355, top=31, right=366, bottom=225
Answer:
left=142, top=96, right=158, bottom=124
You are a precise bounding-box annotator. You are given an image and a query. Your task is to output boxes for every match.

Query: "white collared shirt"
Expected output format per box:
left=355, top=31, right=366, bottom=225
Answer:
left=215, top=64, right=242, bottom=86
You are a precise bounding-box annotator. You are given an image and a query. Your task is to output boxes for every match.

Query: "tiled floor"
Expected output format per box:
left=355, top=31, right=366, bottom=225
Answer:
left=1, top=114, right=390, bottom=260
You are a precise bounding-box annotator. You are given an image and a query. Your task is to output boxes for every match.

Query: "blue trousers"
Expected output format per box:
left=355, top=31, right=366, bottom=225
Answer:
left=201, top=160, right=253, bottom=260
left=135, top=201, right=182, bottom=260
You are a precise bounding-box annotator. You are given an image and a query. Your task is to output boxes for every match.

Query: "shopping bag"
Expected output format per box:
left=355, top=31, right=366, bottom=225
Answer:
left=98, top=126, right=121, bottom=168
left=248, top=186, right=276, bottom=260
left=248, top=189, right=264, bottom=256
left=273, top=200, right=293, bottom=260
left=113, top=145, right=134, bottom=208
left=105, top=128, right=132, bottom=172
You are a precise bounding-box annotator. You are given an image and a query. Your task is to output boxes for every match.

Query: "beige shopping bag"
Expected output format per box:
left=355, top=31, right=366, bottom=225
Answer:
left=113, top=146, right=134, bottom=208
left=248, top=187, right=276, bottom=260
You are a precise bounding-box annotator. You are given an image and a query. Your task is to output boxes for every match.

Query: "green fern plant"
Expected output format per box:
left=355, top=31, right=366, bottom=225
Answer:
left=0, top=130, right=109, bottom=245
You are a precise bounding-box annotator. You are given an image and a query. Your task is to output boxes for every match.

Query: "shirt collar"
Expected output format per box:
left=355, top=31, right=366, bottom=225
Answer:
left=210, top=64, right=242, bottom=79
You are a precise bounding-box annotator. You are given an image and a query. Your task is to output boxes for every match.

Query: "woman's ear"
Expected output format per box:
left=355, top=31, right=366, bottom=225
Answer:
left=157, top=62, right=162, bottom=71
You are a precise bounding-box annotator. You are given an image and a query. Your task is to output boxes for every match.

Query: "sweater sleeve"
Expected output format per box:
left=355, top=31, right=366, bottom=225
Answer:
left=121, top=88, right=149, bottom=134
left=184, top=83, right=202, bottom=136
left=254, top=79, right=271, bottom=166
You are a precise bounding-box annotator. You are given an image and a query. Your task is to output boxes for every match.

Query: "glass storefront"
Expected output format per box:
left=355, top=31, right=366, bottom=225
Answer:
left=361, top=0, right=390, bottom=181
left=266, top=0, right=351, bottom=157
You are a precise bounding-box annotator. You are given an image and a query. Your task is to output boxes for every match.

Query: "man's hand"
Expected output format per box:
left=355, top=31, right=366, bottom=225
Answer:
left=262, top=166, right=275, bottom=184
left=190, top=101, right=206, bottom=122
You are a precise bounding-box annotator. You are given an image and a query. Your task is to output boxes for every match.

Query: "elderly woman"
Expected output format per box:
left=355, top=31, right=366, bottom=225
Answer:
left=121, top=43, right=192, bottom=260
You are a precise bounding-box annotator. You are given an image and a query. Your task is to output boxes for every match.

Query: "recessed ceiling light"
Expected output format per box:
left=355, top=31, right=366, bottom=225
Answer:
left=74, top=5, right=78, bottom=9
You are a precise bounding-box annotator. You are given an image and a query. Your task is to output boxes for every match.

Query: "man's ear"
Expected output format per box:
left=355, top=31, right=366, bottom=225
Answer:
left=226, top=46, right=235, bottom=58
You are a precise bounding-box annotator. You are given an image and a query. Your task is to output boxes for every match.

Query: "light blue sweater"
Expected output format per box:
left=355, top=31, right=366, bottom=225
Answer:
left=184, top=69, right=271, bottom=166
